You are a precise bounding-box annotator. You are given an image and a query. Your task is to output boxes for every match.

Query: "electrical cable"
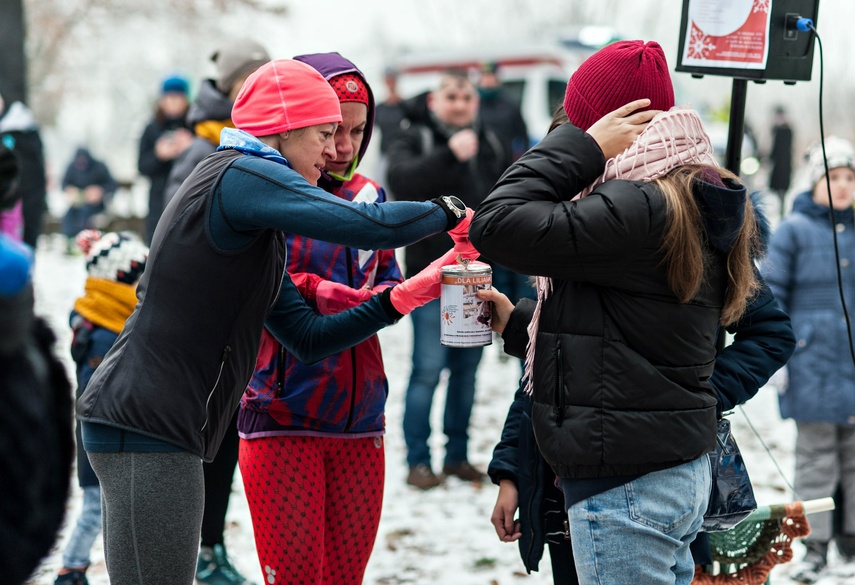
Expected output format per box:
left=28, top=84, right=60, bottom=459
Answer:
left=732, top=18, right=854, bottom=506
left=801, top=19, right=855, bottom=369
left=738, top=405, right=799, bottom=498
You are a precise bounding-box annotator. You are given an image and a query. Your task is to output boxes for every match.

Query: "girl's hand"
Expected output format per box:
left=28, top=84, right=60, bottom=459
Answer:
left=587, top=99, right=661, bottom=159
left=476, top=287, right=513, bottom=334
left=491, top=480, right=522, bottom=542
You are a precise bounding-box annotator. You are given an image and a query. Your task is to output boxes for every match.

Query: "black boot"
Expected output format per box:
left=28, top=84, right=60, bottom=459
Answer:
left=792, top=541, right=828, bottom=584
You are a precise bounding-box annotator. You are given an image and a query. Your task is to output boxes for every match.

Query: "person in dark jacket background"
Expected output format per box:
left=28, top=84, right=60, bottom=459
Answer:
left=60, top=148, right=117, bottom=247
left=0, top=93, right=48, bottom=248
left=477, top=61, right=529, bottom=162
left=0, top=144, right=74, bottom=585
left=160, top=39, right=270, bottom=585
left=471, top=41, right=767, bottom=585
left=386, top=68, right=511, bottom=489
left=137, top=74, right=193, bottom=244
left=767, top=105, right=794, bottom=218
left=762, top=136, right=855, bottom=584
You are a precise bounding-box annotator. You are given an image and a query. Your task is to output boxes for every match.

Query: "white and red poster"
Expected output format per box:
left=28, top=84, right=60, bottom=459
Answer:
left=682, top=0, right=772, bottom=70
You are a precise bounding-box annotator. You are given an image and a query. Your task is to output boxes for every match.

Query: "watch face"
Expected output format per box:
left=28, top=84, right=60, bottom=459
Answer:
left=444, top=196, right=465, bottom=217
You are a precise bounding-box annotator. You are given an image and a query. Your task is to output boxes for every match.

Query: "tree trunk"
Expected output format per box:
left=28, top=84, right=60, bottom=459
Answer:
left=0, top=0, right=27, bottom=106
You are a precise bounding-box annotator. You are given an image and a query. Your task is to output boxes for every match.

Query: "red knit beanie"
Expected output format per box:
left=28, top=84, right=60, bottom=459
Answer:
left=329, top=74, right=369, bottom=106
left=231, top=59, right=342, bottom=137
left=563, top=40, right=674, bottom=131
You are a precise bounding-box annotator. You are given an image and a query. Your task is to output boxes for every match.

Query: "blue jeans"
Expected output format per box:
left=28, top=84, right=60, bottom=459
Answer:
left=62, top=203, right=104, bottom=238
left=62, top=485, right=102, bottom=569
left=562, top=455, right=711, bottom=585
left=403, top=299, right=484, bottom=468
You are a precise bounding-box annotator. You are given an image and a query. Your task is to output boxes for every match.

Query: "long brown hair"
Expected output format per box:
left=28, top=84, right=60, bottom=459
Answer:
left=653, top=164, right=759, bottom=325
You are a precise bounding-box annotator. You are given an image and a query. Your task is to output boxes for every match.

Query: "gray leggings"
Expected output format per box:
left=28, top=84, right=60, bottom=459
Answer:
left=795, top=422, right=855, bottom=542
left=87, top=451, right=204, bottom=585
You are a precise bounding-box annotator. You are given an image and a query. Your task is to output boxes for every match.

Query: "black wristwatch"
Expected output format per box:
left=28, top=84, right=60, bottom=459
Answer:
left=441, top=195, right=466, bottom=219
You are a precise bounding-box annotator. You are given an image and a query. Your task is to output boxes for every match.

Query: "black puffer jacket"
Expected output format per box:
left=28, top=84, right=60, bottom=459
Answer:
left=471, top=123, right=750, bottom=478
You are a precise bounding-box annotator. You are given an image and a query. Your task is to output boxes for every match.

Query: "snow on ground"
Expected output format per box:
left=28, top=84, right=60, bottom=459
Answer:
left=23, top=235, right=852, bottom=585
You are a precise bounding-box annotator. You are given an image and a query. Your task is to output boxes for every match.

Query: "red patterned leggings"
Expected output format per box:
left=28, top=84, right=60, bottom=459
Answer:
left=239, top=435, right=385, bottom=585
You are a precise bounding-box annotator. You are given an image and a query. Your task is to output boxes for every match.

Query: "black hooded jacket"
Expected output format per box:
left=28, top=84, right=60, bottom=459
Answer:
left=61, top=147, right=117, bottom=196
left=471, top=123, right=751, bottom=478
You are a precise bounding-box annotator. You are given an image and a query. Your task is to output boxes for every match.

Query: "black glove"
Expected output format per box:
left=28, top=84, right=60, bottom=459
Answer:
left=431, top=195, right=467, bottom=230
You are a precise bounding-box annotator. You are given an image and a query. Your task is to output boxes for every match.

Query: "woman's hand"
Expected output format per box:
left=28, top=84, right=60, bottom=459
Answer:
left=476, top=287, right=514, bottom=334
left=491, top=480, right=522, bottom=542
left=587, top=99, right=661, bottom=159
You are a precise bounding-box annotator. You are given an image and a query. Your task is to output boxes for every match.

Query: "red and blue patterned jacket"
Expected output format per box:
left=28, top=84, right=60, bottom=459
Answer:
left=239, top=171, right=402, bottom=438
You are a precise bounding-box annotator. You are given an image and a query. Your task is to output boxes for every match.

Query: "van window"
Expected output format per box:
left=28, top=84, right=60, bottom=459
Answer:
left=548, top=80, right=566, bottom=115
left=501, top=80, right=524, bottom=107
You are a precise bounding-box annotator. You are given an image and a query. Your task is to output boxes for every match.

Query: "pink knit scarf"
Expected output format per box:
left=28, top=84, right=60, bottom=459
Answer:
left=522, top=106, right=718, bottom=394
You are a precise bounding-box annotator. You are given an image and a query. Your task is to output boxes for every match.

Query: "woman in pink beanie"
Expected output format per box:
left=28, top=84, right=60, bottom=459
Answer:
left=76, top=57, right=477, bottom=585
left=471, top=40, right=771, bottom=584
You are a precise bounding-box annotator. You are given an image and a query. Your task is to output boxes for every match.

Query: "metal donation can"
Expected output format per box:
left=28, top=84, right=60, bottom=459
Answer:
left=440, top=261, right=492, bottom=347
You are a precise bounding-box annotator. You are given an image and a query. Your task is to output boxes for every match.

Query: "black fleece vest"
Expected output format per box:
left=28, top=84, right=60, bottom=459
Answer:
left=77, top=150, right=286, bottom=461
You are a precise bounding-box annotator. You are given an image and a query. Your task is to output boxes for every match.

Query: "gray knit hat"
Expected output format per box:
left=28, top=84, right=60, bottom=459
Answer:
left=807, top=136, right=855, bottom=188
left=211, top=40, right=271, bottom=95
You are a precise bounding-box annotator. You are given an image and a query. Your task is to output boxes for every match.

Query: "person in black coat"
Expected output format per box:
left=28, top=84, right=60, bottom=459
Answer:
left=0, top=139, right=74, bottom=585
left=485, top=110, right=794, bottom=580
left=138, top=75, right=193, bottom=244
left=471, top=40, right=775, bottom=585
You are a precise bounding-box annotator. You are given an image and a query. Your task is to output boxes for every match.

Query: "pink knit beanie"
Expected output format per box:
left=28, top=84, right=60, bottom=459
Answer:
left=563, top=40, right=675, bottom=131
left=231, top=59, right=342, bottom=136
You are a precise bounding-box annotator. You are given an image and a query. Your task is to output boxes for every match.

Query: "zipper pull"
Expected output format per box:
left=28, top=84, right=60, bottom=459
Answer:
left=222, top=346, right=232, bottom=361
left=564, top=519, right=570, bottom=540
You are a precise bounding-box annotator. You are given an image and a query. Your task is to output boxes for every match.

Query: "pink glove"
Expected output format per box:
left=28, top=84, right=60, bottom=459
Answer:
left=290, top=272, right=375, bottom=315
left=389, top=248, right=460, bottom=315
left=290, top=272, right=322, bottom=301
left=316, top=280, right=375, bottom=315
left=447, top=208, right=480, bottom=262
left=448, top=208, right=474, bottom=245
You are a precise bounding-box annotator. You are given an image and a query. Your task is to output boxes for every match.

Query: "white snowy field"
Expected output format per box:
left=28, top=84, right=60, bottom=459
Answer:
left=22, top=234, right=852, bottom=585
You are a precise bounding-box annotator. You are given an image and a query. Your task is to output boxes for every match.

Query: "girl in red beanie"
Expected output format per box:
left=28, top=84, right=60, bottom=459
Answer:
left=471, top=40, right=770, bottom=585
left=77, top=58, right=478, bottom=585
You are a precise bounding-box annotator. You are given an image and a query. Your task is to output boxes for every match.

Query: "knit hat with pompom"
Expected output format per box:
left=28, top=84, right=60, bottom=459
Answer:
left=77, top=230, right=148, bottom=285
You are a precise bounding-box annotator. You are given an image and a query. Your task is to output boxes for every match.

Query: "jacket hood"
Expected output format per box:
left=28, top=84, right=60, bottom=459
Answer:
left=187, top=79, right=234, bottom=126
left=693, top=175, right=748, bottom=254
left=71, top=147, right=95, bottom=169
left=0, top=101, right=38, bottom=133
left=791, top=189, right=855, bottom=225
left=293, top=52, right=375, bottom=168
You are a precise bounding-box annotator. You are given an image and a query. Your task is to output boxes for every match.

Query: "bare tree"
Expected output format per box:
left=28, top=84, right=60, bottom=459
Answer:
left=24, top=0, right=288, bottom=125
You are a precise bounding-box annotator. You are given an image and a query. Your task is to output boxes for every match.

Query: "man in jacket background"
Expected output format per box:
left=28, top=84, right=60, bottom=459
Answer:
left=387, top=69, right=510, bottom=489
